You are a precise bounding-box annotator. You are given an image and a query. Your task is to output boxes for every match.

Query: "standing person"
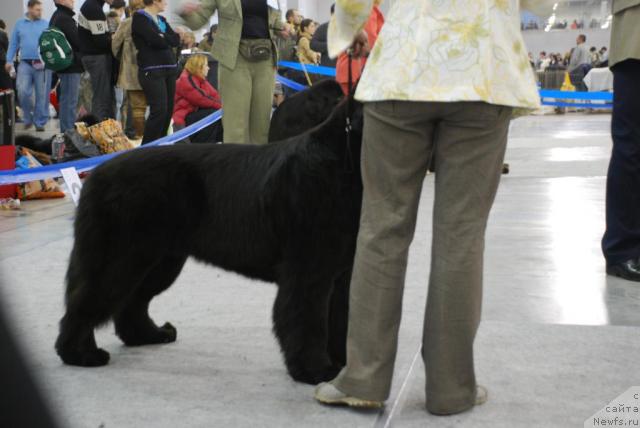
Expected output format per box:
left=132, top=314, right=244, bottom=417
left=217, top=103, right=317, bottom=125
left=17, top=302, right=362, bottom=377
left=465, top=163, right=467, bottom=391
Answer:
left=314, top=0, right=547, bottom=415
left=335, top=0, right=384, bottom=95
left=589, top=46, right=601, bottom=66
left=0, top=20, right=11, bottom=90
left=172, top=54, right=222, bottom=143
left=285, top=9, right=303, bottom=35
left=599, top=46, right=609, bottom=66
left=78, top=0, right=116, bottom=120
left=132, top=0, right=180, bottom=144
left=4, top=0, right=50, bottom=131
left=311, top=4, right=337, bottom=68
left=112, top=0, right=146, bottom=139
left=602, top=0, right=640, bottom=281
left=179, top=0, right=286, bottom=144
left=198, top=24, right=217, bottom=52
left=568, top=34, right=591, bottom=91
left=50, top=0, right=84, bottom=133
left=108, top=0, right=127, bottom=130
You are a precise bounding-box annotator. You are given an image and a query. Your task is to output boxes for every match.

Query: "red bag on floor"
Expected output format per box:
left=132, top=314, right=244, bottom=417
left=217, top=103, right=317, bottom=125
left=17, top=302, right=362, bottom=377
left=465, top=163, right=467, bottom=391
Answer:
left=0, top=145, right=16, bottom=198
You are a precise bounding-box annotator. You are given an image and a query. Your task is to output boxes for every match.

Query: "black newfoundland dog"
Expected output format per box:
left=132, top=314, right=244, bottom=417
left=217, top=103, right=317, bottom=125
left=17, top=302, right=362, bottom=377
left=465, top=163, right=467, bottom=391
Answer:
left=55, top=81, right=364, bottom=384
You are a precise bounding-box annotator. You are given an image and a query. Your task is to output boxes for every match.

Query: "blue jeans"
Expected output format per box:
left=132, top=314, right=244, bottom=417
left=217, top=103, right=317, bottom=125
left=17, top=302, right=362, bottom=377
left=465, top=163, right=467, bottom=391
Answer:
left=16, top=61, right=51, bottom=127
left=58, top=73, right=81, bottom=133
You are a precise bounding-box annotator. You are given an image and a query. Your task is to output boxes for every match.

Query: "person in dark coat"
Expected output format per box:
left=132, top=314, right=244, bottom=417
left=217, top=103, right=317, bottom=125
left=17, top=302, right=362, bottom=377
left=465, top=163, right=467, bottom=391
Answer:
left=0, top=20, right=11, bottom=90
left=50, top=0, right=84, bottom=132
left=132, top=0, right=180, bottom=144
left=310, top=4, right=336, bottom=68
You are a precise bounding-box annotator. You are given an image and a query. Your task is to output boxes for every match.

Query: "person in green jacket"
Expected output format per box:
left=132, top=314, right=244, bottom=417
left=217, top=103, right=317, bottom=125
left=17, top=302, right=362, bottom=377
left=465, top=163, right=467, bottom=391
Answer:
left=179, top=0, right=287, bottom=144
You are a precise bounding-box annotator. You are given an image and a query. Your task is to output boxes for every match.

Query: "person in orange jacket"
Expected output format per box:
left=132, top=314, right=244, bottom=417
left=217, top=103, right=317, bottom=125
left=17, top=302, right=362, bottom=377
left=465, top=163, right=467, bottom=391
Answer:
left=335, top=0, right=384, bottom=95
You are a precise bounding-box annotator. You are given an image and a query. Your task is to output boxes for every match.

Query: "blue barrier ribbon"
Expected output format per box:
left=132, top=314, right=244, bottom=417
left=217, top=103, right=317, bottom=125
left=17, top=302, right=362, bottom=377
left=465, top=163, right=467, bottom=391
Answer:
left=0, top=109, right=223, bottom=185
left=277, top=61, right=337, bottom=77
left=276, top=62, right=615, bottom=103
left=539, top=89, right=613, bottom=101
left=275, top=73, right=307, bottom=92
left=541, top=101, right=613, bottom=109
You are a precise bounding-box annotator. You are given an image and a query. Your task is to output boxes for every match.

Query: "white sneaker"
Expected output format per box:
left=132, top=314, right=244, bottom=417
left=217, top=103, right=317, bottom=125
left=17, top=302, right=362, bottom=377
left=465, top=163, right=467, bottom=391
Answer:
left=475, top=385, right=488, bottom=406
left=314, top=382, right=384, bottom=409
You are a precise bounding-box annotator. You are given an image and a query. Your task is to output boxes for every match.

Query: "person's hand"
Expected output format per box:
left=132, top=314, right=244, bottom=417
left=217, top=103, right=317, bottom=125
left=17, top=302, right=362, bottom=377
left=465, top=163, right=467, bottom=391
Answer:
left=179, top=1, right=201, bottom=15
left=279, top=23, right=292, bottom=39
left=350, top=30, right=369, bottom=58
left=4, top=63, right=12, bottom=73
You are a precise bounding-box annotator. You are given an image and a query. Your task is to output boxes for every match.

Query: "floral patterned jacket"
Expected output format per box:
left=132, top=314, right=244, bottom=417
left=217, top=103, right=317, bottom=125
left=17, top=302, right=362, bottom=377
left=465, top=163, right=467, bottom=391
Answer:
left=328, top=0, right=556, bottom=109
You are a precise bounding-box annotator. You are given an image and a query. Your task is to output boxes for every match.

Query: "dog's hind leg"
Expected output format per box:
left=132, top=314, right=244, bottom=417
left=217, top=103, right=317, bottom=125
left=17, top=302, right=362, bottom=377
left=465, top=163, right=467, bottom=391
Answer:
left=114, top=255, right=187, bottom=346
left=55, top=253, right=149, bottom=367
left=272, top=271, right=340, bottom=384
left=327, top=268, right=351, bottom=367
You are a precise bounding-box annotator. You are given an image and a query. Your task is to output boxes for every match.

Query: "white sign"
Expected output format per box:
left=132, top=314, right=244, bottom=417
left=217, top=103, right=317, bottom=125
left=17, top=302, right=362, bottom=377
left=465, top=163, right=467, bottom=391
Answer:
left=60, top=167, right=83, bottom=207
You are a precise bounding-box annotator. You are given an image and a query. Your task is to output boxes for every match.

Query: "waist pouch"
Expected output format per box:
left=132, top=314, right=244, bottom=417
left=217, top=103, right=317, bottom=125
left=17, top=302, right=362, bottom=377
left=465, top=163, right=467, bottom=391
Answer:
left=239, top=39, right=272, bottom=62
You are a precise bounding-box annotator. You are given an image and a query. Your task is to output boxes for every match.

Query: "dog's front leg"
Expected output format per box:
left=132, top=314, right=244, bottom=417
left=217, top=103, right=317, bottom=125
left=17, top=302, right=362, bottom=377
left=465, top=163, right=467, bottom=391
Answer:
left=272, top=274, right=340, bottom=384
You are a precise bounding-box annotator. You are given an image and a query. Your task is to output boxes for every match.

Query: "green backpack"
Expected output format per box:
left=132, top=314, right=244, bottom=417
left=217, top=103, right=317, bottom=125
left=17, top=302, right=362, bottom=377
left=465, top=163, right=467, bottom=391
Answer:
left=38, top=26, right=74, bottom=72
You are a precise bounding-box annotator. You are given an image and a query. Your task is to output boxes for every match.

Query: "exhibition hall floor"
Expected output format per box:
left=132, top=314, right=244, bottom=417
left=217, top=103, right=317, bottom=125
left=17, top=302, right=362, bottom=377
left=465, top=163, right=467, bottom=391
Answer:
left=1, top=112, right=639, bottom=428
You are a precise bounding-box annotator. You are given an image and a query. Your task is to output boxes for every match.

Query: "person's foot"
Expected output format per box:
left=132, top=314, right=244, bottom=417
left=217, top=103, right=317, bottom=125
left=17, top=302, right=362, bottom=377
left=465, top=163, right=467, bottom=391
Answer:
left=427, top=385, right=488, bottom=415
left=314, top=382, right=384, bottom=409
left=475, top=385, right=488, bottom=406
left=23, top=123, right=33, bottom=131
left=36, top=126, right=45, bottom=132
left=606, top=259, right=640, bottom=282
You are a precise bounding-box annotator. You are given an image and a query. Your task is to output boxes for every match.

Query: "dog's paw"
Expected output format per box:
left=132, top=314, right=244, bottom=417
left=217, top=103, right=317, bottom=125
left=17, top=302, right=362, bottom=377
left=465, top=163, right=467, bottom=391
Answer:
left=58, top=348, right=110, bottom=367
left=288, top=362, right=342, bottom=385
left=158, top=322, right=177, bottom=343
left=120, top=322, right=177, bottom=346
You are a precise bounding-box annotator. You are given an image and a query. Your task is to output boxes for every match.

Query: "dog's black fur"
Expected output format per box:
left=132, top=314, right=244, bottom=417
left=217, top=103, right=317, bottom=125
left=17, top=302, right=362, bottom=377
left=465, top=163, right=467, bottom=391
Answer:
left=55, top=94, right=364, bottom=384
left=269, top=79, right=345, bottom=142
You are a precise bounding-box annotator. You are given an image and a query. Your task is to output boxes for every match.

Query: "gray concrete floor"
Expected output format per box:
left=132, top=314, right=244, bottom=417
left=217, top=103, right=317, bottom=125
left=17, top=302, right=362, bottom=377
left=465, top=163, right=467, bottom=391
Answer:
left=1, top=112, right=639, bottom=428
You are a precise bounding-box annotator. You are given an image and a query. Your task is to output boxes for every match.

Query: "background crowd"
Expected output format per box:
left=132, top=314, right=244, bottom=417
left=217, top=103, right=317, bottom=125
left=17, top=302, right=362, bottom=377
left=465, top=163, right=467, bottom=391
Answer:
left=0, top=0, right=384, bottom=146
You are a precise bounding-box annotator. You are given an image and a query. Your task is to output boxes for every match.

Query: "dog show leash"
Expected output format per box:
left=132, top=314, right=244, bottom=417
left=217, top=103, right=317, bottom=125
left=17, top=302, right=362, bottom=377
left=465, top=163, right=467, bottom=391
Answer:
left=344, top=49, right=355, bottom=174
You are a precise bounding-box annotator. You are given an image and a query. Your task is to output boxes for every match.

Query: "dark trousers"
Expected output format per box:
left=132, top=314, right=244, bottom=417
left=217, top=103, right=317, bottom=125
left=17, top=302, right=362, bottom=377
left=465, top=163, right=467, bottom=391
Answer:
left=602, top=59, right=640, bottom=264
left=138, top=67, right=176, bottom=145
left=185, top=108, right=223, bottom=143
left=81, top=54, right=115, bottom=121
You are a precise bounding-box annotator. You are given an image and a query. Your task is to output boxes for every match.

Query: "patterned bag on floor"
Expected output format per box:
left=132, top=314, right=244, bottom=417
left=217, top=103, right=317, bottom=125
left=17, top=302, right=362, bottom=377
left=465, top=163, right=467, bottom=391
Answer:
left=81, top=119, right=134, bottom=154
left=15, top=147, right=65, bottom=200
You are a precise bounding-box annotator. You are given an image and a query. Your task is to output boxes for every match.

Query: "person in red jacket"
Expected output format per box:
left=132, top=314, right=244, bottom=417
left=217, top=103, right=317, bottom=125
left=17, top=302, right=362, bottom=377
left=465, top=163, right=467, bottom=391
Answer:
left=173, top=54, right=223, bottom=143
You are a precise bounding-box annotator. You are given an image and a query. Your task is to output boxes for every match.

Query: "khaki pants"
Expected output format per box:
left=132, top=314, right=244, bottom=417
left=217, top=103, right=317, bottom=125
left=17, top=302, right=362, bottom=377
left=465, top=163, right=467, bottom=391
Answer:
left=127, top=90, right=147, bottom=139
left=218, top=53, right=275, bottom=144
left=333, top=101, right=512, bottom=414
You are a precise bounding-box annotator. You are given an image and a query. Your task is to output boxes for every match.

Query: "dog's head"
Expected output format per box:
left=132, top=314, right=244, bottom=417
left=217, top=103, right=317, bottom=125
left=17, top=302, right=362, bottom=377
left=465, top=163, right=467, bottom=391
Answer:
left=269, top=79, right=345, bottom=142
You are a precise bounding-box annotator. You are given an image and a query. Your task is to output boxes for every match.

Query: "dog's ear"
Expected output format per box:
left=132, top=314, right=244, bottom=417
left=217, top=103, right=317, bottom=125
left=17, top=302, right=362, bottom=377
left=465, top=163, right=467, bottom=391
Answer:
left=304, top=80, right=344, bottom=123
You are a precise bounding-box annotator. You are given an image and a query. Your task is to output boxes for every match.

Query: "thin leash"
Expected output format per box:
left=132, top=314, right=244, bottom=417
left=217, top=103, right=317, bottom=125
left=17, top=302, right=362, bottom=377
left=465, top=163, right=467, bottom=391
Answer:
left=344, top=49, right=355, bottom=174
